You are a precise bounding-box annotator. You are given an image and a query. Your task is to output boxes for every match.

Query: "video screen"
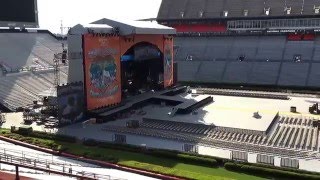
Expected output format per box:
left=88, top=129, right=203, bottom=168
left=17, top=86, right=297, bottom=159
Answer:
left=0, top=0, right=36, bottom=23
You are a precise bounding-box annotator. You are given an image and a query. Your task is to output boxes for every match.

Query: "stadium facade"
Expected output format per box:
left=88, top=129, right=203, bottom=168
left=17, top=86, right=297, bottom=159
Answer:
left=157, top=0, right=320, bottom=89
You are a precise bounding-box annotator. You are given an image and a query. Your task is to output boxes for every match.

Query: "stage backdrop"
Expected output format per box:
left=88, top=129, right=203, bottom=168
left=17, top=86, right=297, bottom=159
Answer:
left=163, top=38, right=174, bottom=87
left=83, top=34, right=121, bottom=110
left=57, top=82, right=84, bottom=125
left=119, top=34, right=173, bottom=87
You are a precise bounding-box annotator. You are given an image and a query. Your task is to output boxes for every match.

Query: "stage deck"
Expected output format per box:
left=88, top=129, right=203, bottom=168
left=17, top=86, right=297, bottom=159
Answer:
left=174, top=94, right=211, bottom=110
left=140, top=92, right=320, bottom=132
left=100, top=88, right=320, bottom=133
left=97, top=86, right=186, bottom=117
left=143, top=94, right=277, bottom=132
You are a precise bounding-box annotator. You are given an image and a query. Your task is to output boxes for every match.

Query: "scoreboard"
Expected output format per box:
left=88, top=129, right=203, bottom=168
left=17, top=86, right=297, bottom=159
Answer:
left=0, top=0, right=38, bottom=28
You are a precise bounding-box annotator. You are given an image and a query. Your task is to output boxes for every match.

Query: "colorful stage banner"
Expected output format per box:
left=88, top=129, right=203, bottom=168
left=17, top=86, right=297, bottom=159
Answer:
left=83, top=34, right=121, bottom=110
left=163, top=38, right=174, bottom=87
left=57, top=82, right=84, bottom=125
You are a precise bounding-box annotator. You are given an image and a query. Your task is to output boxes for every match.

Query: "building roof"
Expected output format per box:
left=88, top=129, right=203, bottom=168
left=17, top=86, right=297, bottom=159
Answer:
left=157, top=0, right=320, bottom=20
left=69, top=18, right=176, bottom=35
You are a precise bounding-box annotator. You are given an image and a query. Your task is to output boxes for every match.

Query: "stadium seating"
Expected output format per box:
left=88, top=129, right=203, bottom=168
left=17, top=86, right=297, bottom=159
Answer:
left=224, top=0, right=244, bottom=18
left=0, top=32, right=64, bottom=71
left=255, top=36, right=286, bottom=61
left=277, top=63, right=309, bottom=86
left=195, top=61, right=226, bottom=83
left=174, top=35, right=320, bottom=88
left=283, top=41, right=314, bottom=61
left=176, top=61, right=201, bottom=82
left=243, top=0, right=265, bottom=17
left=0, top=67, right=68, bottom=111
left=184, top=0, right=206, bottom=19
left=158, top=0, right=320, bottom=19
left=104, top=114, right=316, bottom=159
left=204, top=37, right=233, bottom=60
left=312, top=38, right=320, bottom=61
left=222, top=62, right=253, bottom=84
left=138, top=115, right=319, bottom=153
left=167, top=0, right=188, bottom=19
left=265, top=116, right=318, bottom=151
left=175, top=36, right=289, bottom=62
left=248, top=62, right=281, bottom=85
left=228, top=36, right=259, bottom=60
left=204, top=0, right=225, bottom=18
left=0, top=30, right=67, bottom=111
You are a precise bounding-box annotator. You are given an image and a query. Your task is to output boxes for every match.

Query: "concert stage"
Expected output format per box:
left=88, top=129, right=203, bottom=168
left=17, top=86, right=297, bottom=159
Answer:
left=93, top=86, right=213, bottom=121
left=59, top=18, right=176, bottom=125
left=101, top=89, right=285, bottom=134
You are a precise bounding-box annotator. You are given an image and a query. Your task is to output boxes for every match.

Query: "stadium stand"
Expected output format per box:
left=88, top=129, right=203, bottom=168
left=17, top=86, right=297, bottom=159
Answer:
left=157, top=0, right=320, bottom=89
left=177, top=61, right=201, bottom=82
left=248, top=62, right=281, bottom=85
left=173, top=35, right=320, bottom=62
left=157, top=0, right=320, bottom=20
left=0, top=30, right=65, bottom=72
left=104, top=114, right=318, bottom=158
left=174, top=34, right=320, bottom=88
left=0, top=68, right=68, bottom=111
left=0, top=30, right=67, bottom=111
left=195, top=61, right=226, bottom=83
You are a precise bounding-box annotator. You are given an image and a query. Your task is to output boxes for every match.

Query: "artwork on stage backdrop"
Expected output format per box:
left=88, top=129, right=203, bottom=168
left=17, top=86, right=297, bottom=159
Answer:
left=89, top=56, right=118, bottom=96
left=57, top=82, right=84, bottom=125
left=163, top=38, right=174, bottom=87
left=83, top=34, right=121, bottom=110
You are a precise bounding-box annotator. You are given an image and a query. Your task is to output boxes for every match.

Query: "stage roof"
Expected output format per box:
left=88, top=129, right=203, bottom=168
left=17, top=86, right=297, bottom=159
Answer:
left=68, top=23, right=113, bottom=35
left=92, top=18, right=176, bottom=35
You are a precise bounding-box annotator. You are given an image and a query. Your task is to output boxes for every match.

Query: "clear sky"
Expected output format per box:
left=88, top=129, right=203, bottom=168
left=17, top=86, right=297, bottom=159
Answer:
left=37, top=0, right=162, bottom=33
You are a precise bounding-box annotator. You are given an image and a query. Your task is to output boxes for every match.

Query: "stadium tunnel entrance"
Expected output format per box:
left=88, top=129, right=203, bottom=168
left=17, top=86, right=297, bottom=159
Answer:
left=121, top=42, right=164, bottom=97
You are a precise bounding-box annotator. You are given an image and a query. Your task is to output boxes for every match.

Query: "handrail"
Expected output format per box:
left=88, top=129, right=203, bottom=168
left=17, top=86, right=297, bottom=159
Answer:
left=0, top=147, right=126, bottom=180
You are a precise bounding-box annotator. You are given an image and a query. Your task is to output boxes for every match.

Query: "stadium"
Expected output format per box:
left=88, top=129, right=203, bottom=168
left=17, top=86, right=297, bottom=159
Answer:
left=1, top=0, right=320, bottom=179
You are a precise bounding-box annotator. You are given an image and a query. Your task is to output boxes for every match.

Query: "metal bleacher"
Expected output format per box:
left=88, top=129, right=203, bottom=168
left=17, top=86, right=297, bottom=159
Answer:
left=0, top=32, right=63, bottom=71
left=0, top=68, right=68, bottom=111
left=195, top=61, right=226, bottom=83
left=228, top=36, right=259, bottom=60
left=255, top=36, right=286, bottom=61
left=283, top=41, right=314, bottom=61
left=159, top=0, right=320, bottom=88
left=224, top=0, right=243, bottom=18
left=0, top=30, right=67, bottom=111
left=277, top=63, right=309, bottom=86
left=104, top=113, right=320, bottom=160
left=248, top=62, right=280, bottom=85
left=177, top=61, right=201, bottom=82
left=139, top=114, right=319, bottom=152
left=204, top=37, right=233, bottom=60
left=265, top=115, right=319, bottom=151
left=175, top=34, right=320, bottom=88
left=222, top=61, right=253, bottom=84
left=158, top=0, right=320, bottom=20
left=204, top=0, right=225, bottom=18
left=175, top=36, right=289, bottom=62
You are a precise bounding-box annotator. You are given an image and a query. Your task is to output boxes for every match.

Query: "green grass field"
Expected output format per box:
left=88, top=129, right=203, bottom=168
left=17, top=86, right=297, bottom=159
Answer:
left=0, top=129, right=266, bottom=180
left=60, top=143, right=265, bottom=180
